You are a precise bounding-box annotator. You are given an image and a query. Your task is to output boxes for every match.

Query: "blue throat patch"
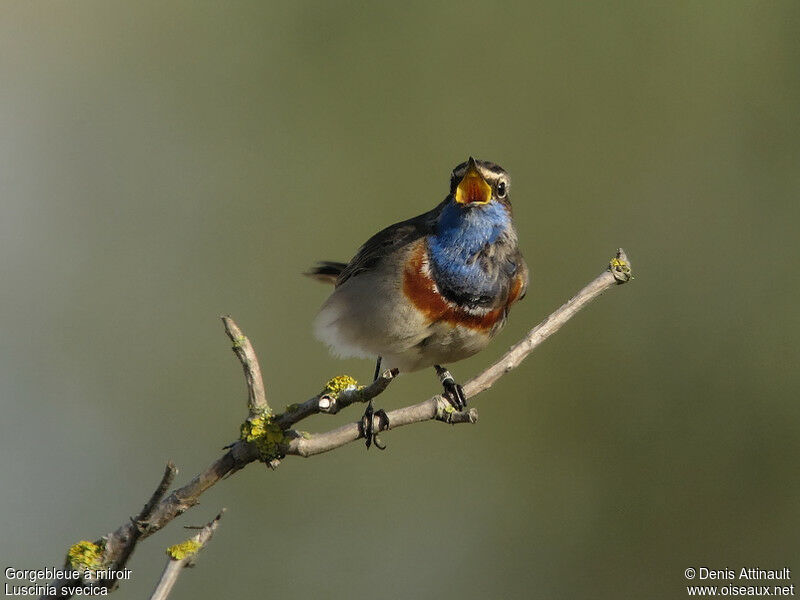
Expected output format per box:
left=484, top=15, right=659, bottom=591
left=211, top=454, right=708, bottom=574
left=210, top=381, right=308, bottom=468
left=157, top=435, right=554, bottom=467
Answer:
left=426, top=200, right=511, bottom=305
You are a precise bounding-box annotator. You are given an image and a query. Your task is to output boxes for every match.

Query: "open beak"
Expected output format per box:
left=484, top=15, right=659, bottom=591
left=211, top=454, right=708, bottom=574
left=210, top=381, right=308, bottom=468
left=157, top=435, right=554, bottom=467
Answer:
left=455, top=157, right=492, bottom=205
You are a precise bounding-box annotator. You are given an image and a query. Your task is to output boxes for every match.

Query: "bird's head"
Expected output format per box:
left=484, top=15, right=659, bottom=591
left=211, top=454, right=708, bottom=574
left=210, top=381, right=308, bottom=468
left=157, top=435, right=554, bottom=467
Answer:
left=449, top=157, right=511, bottom=209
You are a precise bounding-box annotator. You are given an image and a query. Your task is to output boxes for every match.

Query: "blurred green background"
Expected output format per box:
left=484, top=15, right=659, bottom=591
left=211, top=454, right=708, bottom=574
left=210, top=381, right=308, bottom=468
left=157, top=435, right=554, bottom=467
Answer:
left=2, top=2, right=798, bottom=599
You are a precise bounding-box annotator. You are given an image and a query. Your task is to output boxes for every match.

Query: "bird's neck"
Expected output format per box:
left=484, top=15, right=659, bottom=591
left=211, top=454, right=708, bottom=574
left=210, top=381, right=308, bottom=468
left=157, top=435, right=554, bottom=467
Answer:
left=426, top=201, right=512, bottom=306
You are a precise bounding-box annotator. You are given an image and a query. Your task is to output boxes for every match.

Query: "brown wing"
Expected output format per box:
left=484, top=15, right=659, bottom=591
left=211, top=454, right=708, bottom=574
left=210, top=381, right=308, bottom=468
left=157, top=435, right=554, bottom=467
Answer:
left=334, top=201, right=445, bottom=286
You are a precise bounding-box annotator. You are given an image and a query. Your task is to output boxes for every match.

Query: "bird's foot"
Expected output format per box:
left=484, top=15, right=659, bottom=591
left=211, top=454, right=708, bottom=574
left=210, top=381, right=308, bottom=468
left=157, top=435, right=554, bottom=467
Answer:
left=360, top=401, right=390, bottom=450
left=435, top=365, right=467, bottom=411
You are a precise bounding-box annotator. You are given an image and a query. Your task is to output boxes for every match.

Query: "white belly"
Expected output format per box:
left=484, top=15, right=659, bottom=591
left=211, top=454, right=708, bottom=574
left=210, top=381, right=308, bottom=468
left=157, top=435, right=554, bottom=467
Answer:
left=314, top=272, right=494, bottom=372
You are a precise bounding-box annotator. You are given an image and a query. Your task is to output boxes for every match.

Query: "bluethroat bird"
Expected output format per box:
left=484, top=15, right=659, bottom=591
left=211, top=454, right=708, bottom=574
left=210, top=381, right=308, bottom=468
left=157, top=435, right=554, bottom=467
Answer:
left=307, top=158, right=528, bottom=448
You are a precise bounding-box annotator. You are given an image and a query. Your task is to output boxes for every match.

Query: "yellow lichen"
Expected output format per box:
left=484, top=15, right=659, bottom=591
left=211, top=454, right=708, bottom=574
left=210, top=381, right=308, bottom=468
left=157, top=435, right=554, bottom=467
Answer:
left=324, top=375, right=359, bottom=395
left=240, top=415, right=285, bottom=462
left=609, top=256, right=633, bottom=280
left=609, top=257, right=626, bottom=270
left=67, top=540, right=104, bottom=571
left=166, top=539, right=202, bottom=560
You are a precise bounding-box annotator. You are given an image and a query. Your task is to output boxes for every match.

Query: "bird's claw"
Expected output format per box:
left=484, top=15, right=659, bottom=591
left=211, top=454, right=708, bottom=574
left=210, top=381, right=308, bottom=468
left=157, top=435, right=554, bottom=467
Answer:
left=435, top=366, right=467, bottom=411
left=360, top=403, right=390, bottom=450
left=443, top=380, right=467, bottom=411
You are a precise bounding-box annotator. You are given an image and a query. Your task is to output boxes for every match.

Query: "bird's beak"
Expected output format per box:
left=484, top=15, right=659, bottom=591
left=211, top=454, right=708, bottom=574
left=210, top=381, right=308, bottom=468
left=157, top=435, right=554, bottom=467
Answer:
left=455, top=157, right=492, bottom=205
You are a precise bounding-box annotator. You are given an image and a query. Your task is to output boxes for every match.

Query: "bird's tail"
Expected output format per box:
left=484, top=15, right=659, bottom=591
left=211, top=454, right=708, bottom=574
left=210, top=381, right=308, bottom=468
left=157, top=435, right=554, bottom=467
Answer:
left=304, top=261, right=347, bottom=285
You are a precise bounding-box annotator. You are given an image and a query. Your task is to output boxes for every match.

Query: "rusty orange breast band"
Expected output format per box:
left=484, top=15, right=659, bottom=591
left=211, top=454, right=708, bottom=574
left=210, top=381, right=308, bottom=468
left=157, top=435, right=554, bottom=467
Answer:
left=402, top=241, right=509, bottom=332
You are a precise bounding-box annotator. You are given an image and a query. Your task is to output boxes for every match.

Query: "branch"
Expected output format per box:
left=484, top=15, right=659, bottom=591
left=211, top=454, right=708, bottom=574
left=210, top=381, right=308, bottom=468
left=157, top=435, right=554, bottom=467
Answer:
left=275, top=366, right=399, bottom=429
left=40, top=249, right=632, bottom=599
left=149, top=511, right=224, bottom=600
left=43, top=462, right=178, bottom=599
left=465, top=247, right=632, bottom=397
left=285, top=396, right=478, bottom=457
left=105, top=461, right=178, bottom=575
left=222, top=315, right=271, bottom=419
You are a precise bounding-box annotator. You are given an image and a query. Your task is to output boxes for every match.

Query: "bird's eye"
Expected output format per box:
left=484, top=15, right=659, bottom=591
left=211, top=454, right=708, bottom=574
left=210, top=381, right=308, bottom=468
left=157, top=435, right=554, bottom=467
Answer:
left=497, top=181, right=507, bottom=198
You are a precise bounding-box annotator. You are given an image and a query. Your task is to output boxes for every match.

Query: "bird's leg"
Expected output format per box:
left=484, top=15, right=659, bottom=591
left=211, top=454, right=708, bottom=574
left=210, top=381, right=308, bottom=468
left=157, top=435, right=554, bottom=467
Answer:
left=373, top=356, right=382, bottom=381
left=435, top=365, right=467, bottom=411
left=360, top=356, right=389, bottom=450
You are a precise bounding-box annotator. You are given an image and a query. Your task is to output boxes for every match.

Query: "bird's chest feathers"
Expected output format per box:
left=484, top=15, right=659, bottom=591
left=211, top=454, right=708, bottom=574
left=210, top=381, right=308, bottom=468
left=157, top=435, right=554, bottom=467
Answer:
left=425, top=203, right=512, bottom=306
left=399, top=202, right=517, bottom=333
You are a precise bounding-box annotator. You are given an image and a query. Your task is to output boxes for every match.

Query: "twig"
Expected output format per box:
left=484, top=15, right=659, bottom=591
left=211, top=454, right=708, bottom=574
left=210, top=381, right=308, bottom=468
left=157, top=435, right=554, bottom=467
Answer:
left=149, top=511, right=224, bottom=600
left=222, top=315, right=271, bottom=419
left=105, top=462, right=178, bottom=575
left=43, top=462, right=178, bottom=599
left=40, top=249, right=632, bottom=599
left=285, top=396, right=478, bottom=457
left=139, top=463, right=179, bottom=524
left=275, top=367, right=399, bottom=429
left=465, top=247, right=632, bottom=397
